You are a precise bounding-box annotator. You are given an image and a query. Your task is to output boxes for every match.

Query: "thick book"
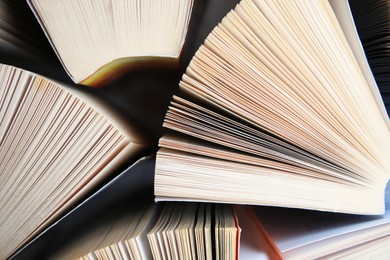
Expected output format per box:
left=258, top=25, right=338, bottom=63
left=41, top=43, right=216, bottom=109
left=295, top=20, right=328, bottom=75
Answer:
left=155, top=0, right=390, bottom=215
left=27, top=0, right=194, bottom=86
left=0, top=64, right=147, bottom=259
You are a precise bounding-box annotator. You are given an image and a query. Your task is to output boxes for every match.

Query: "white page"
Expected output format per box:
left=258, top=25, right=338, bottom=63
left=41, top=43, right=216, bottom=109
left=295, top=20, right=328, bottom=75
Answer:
left=236, top=206, right=271, bottom=260
left=254, top=183, right=390, bottom=253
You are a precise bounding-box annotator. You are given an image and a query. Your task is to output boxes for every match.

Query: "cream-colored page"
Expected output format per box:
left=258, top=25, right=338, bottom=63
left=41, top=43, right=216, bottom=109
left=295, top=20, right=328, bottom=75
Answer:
left=256, top=184, right=390, bottom=255
left=329, top=0, right=389, bottom=128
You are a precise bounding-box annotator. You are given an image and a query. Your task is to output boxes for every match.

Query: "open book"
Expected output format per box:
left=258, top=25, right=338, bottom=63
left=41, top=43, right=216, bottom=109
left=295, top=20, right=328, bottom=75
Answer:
left=0, top=64, right=147, bottom=259
left=155, top=0, right=390, bottom=215
left=27, top=0, right=194, bottom=86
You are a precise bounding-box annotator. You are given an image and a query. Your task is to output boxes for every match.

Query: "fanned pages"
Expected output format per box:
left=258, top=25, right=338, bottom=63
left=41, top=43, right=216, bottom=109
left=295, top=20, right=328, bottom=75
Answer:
left=27, top=0, right=194, bottom=86
left=50, top=202, right=241, bottom=260
left=155, top=0, right=390, bottom=214
left=0, top=64, right=146, bottom=259
left=147, top=203, right=241, bottom=260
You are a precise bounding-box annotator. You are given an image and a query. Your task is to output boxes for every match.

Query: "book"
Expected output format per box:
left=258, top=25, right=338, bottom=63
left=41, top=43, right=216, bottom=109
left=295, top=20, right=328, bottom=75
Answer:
left=3, top=0, right=390, bottom=258
left=349, top=0, right=390, bottom=113
left=244, top=182, right=390, bottom=259
left=27, top=0, right=194, bottom=86
left=12, top=155, right=388, bottom=260
left=0, top=63, right=147, bottom=259
left=155, top=0, right=390, bottom=215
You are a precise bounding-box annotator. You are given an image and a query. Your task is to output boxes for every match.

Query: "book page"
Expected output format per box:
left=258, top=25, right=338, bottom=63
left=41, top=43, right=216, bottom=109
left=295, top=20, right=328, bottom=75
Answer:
left=329, top=0, right=389, bottom=128
left=254, top=182, right=390, bottom=254
left=236, top=206, right=275, bottom=260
